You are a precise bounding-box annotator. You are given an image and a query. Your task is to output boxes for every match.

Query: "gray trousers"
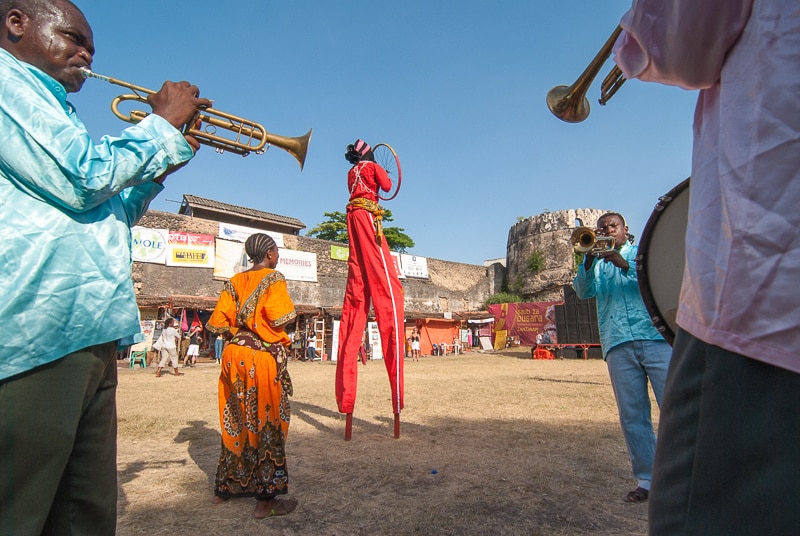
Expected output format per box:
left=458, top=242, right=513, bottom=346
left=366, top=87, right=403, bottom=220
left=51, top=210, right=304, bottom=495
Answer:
left=0, top=342, right=118, bottom=536
left=649, top=330, right=800, bottom=535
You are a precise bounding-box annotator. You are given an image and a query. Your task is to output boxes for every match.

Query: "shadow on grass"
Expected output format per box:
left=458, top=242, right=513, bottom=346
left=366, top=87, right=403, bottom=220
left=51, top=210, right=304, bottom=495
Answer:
left=173, top=420, right=221, bottom=489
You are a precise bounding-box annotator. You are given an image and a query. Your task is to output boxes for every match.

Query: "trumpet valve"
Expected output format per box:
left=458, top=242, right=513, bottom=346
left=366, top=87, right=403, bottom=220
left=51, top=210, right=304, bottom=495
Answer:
left=593, top=235, right=616, bottom=252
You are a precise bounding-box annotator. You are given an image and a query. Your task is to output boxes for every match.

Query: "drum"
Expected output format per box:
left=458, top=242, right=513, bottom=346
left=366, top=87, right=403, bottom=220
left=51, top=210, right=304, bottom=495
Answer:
left=636, top=178, right=690, bottom=346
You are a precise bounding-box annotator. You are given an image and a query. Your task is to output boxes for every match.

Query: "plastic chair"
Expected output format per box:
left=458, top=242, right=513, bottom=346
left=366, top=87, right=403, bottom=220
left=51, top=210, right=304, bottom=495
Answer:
left=129, top=350, right=147, bottom=368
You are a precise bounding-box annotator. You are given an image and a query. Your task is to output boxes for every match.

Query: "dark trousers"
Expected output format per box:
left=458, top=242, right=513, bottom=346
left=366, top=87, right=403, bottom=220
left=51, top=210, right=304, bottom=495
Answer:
left=649, top=330, right=800, bottom=535
left=0, top=342, right=118, bottom=536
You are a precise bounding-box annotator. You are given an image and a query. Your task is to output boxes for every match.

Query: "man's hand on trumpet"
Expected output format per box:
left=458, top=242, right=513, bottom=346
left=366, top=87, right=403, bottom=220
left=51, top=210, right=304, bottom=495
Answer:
left=148, top=80, right=211, bottom=152
left=589, top=248, right=629, bottom=272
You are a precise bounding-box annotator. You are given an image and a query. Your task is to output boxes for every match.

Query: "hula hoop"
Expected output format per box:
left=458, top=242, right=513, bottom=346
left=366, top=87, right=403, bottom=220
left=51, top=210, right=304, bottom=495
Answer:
left=373, top=143, right=402, bottom=201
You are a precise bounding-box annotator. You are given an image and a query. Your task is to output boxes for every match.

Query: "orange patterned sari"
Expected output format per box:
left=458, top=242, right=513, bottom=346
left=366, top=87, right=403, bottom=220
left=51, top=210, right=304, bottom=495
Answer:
left=206, top=268, right=296, bottom=499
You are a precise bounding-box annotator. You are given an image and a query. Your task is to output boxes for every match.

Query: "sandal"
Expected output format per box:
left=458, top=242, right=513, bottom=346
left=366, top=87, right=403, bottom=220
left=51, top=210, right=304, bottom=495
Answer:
left=254, top=498, right=299, bottom=519
left=624, top=487, right=649, bottom=503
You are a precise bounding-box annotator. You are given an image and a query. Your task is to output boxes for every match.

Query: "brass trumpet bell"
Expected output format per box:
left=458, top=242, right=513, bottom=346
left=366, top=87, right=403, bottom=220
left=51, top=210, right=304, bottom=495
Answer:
left=82, top=69, right=312, bottom=166
left=547, top=26, right=627, bottom=123
left=571, top=226, right=615, bottom=254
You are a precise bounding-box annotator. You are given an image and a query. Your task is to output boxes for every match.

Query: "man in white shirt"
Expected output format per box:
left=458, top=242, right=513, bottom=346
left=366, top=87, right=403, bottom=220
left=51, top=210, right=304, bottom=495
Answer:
left=614, top=0, right=800, bottom=533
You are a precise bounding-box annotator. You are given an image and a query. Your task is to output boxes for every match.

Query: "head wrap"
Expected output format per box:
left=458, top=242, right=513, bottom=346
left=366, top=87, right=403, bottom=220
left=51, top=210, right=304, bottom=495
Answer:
left=244, top=233, right=277, bottom=264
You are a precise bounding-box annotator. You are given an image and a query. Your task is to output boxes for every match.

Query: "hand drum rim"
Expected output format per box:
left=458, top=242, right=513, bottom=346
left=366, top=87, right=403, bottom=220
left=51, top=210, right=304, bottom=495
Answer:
left=636, top=177, right=690, bottom=346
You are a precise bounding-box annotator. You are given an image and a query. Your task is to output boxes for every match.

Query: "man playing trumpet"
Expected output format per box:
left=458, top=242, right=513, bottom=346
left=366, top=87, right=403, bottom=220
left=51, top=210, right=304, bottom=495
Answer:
left=0, top=0, right=209, bottom=533
left=572, top=212, right=671, bottom=504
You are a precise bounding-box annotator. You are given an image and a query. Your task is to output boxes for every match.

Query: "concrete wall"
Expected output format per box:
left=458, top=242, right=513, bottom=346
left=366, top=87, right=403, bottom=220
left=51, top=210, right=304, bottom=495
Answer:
left=134, top=210, right=500, bottom=314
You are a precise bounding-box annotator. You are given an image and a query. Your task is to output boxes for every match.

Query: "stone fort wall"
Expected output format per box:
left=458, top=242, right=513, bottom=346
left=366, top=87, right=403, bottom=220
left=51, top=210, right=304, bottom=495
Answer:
left=505, top=209, right=607, bottom=302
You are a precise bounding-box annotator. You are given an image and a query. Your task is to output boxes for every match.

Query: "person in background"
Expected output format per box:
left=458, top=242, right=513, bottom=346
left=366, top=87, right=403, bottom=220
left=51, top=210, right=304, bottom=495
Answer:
left=359, top=331, right=369, bottom=365
left=613, top=1, right=800, bottom=532
left=409, top=329, right=421, bottom=361
left=155, top=318, right=183, bottom=378
left=306, top=331, right=317, bottom=361
left=206, top=233, right=298, bottom=519
left=0, top=0, right=208, bottom=533
left=573, top=212, right=671, bottom=503
left=214, top=333, right=224, bottom=365
left=180, top=330, right=191, bottom=362
left=184, top=324, right=202, bottom=367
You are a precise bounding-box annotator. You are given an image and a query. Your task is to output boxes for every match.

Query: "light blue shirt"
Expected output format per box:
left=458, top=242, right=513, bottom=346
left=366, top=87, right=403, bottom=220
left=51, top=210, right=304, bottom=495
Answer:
left=0, top=48, right=194, bottom=380
left=572, top=243, right=664, bottom=358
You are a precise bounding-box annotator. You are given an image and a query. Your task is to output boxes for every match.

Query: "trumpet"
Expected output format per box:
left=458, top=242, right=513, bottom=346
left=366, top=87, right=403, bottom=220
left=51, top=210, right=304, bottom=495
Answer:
left=570, top=226, right=615, bottom=254
left=80, top=69, right=311, bottom=166
left=546, top=25, right=627, bottom=123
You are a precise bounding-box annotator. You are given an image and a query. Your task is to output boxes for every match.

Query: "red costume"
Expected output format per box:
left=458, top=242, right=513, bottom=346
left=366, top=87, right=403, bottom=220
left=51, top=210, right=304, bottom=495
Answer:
left=335, top=160, right=405, bottom=416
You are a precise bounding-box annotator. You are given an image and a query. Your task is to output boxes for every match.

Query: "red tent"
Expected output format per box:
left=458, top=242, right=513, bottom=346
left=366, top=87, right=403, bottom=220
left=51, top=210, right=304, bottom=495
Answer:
left=415, top=318, right=460, bottom=355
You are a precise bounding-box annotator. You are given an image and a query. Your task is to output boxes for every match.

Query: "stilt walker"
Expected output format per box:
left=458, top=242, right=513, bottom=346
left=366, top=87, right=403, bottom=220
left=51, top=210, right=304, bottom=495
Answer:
left=335, top=139, right=404, bottom=439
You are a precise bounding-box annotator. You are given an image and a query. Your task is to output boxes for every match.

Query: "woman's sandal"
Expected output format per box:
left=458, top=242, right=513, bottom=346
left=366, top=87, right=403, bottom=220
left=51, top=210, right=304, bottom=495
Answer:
left=254, top=498, right=299, bottom=519
left=624, top=487, right=649, bottom=503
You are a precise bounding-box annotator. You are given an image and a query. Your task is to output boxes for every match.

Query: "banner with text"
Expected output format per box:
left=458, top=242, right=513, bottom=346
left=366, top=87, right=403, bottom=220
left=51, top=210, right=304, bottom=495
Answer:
left=166, top=231, right=215, bottom=268
left=277, top=249, right=318, bottom=282
left=213, top=238, right=249, bottom=279
left=487, top=301, right=562, bottom=346
left=218, top=222, right=284, bottom=247
left=213, top=238, right=317, bottom=282
left=399, top=254, right=429, bottom=279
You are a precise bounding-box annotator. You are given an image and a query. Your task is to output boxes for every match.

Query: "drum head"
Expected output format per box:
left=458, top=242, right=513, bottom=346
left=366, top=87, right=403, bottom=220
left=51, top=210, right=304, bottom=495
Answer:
left=636, top=178, right=690, bottom=346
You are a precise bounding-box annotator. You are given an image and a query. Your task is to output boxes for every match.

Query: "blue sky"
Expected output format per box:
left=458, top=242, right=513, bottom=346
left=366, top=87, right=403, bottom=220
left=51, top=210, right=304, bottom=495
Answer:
left=71, top=0, right=697, bottom=265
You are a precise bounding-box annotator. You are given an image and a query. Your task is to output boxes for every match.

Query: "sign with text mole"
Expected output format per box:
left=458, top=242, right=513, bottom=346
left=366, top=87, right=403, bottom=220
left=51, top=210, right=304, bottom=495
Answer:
left=131, top=227, right=168, bottom=264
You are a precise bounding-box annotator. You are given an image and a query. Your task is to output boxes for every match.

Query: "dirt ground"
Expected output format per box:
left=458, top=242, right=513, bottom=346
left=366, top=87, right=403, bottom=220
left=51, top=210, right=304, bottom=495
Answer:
left=116, top=348, right=656, bottom=535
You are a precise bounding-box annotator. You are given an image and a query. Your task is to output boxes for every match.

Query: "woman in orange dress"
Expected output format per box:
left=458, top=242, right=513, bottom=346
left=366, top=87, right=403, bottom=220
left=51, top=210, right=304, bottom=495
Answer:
left=206, top=233, right=298, bottom=519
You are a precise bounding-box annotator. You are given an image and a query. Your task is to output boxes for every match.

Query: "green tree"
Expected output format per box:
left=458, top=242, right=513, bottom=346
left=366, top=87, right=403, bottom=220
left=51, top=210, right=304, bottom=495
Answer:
left=305, top=211, right=348, bottom=242
left=306, top=209, right=415, bottom=253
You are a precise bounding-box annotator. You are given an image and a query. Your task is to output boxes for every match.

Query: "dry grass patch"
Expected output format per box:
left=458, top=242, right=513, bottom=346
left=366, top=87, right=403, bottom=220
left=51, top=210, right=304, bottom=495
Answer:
left=116, top=349, right=656, bottom=535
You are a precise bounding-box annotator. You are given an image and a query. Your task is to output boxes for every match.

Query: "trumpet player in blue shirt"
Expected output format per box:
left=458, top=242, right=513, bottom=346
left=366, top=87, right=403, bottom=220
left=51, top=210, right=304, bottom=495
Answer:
left=0, top=0, right=210, bottom=533
left=572, top=212, right=671, bottom=504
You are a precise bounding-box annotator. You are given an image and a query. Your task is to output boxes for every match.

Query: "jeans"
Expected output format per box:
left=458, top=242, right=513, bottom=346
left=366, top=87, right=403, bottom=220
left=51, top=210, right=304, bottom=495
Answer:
left=215, top=337, right=224, bottom=361
left=605, top=339, right=671, bottom=486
